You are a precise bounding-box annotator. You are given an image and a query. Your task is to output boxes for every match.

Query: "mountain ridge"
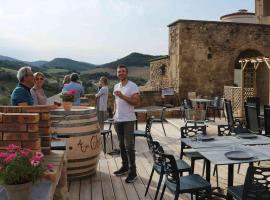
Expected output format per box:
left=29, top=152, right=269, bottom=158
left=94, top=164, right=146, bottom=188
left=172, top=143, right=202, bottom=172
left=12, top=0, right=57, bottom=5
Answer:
left=0, top=52, right=165, bottom=70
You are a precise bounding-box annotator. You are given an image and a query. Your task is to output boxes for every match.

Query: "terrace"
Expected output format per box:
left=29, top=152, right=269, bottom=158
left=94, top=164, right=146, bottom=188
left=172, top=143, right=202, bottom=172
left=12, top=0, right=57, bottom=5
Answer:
left=68, top=117, right=270, bottom=200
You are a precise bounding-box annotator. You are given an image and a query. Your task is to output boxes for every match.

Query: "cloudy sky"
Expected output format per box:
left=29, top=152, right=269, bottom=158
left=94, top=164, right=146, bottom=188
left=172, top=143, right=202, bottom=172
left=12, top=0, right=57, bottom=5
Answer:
left=0, top=0, right=254, bottom=64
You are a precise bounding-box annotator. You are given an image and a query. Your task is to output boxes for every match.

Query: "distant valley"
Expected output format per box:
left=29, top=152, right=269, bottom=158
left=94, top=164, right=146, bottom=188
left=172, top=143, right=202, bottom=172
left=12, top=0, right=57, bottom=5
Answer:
left=0, top=52, right=163, bottom=105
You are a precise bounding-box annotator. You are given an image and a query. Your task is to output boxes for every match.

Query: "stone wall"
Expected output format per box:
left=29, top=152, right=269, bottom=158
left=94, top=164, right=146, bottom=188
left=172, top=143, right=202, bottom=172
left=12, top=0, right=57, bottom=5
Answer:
left=149, top=56, right=172, bottom=90
left=167, top=20, right=270, bottom=97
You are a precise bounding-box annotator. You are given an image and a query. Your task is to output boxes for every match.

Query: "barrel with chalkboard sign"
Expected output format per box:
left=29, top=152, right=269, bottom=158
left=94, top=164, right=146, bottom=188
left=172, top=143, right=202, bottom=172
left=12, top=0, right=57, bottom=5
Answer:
left=50, top=107, right=101, bottom=179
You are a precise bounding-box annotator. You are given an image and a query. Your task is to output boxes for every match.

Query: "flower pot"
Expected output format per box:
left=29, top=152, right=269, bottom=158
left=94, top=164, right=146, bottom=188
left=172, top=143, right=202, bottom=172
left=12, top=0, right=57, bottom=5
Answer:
left=63, top=101, right=73, bottom=111
left=5, top=182, right=32, bottom=200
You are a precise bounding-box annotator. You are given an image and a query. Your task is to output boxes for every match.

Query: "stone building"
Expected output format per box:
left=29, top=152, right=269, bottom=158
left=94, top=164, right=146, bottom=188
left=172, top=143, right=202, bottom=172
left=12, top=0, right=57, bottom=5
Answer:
left=147, top=0, right=270, bottom=104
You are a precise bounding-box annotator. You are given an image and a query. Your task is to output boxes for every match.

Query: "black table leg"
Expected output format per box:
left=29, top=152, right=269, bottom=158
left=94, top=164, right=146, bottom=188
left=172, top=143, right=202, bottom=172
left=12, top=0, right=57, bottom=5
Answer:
left=227, top=164, right=234, bottom=200
left=205, top=159, right=211, bottom=182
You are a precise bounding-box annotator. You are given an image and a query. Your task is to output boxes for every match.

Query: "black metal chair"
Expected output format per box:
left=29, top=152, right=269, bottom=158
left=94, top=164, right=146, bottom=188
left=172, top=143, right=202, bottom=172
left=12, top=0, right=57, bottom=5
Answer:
left=101, top=108, right=114, bottom=153
left=183, top=98, right=193, bottom=109
left=224, top=99, right=248, bottom=134
left=227, top=166, right=270, bottom=200
left=100, top=123, right=113, bottom=153
left=264, top=105, right=270, bottom=137
left=159, top=153, right=211, bottom=200
left=151, top=107, right=167, bottom=136
left=246, top=96, right=260, bottom=114
left=206, top=96, right=219, bottom=121
left=144, top=141, right=191, bottom=200
left=180, top=126, right=206, bottom=174
left=244, top=103, right=262, bottom=135
left=132, top=117, right=153, bottom=137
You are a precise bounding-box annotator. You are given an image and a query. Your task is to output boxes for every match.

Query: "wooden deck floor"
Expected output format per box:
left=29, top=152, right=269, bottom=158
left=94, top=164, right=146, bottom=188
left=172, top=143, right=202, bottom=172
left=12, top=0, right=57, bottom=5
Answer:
left=68, top=118, right=270, bottom=200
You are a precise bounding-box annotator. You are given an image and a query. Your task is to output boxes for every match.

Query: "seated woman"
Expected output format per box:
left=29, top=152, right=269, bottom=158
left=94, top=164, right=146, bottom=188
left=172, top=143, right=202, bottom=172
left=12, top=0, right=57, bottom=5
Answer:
left=30, top=72, right=47, bottom=105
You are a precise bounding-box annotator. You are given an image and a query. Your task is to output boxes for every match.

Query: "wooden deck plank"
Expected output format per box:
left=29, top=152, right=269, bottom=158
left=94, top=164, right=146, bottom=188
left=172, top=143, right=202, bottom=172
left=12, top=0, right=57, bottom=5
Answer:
left=80, top=178, right=91, bottom=200
left=69, top=180, right=80, bottom=200
left=114, top=157, right=140, bottom=200
left=91, top=162, right=103, bottom=200
left=99, top=159, right=116, bottom=200
left=107, top=158, right=128, bottom=200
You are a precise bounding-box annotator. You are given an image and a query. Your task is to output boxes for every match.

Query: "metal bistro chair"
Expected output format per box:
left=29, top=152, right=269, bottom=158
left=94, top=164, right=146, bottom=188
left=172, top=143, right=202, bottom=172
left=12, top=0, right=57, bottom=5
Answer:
left=246, top=97, right=260, bottom=114
left=227, top=166, right=270, bottom=200
left=159, top=153, right=211, bottom=200
left=207, top=97, right=225, bottom=121
left=151, top=107, right=167, bottom=136
left=264, top=105, right=270, bottom=137
left=132, top=117, right=153, bottom=137
left=224, top=99, right=248, bottom=134
left=184, top=108, right=207, bottom=127
left=180, top=126, right=206, bottom=174
left=244, top=103, right=262, bottom=135
left=206, top=96, right=219, bottom=121
left=144, top=141, right=191, bottom=200
left=101, top=108, right=114, bottom=153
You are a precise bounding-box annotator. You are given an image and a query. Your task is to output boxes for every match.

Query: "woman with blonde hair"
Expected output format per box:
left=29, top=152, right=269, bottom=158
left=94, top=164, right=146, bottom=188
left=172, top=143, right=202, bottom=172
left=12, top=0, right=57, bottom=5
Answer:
left=30, top=72, right=47, bottom=105
left=63, top=75, right=71, bottom=85
left=95, top=76, right=109, bottom=129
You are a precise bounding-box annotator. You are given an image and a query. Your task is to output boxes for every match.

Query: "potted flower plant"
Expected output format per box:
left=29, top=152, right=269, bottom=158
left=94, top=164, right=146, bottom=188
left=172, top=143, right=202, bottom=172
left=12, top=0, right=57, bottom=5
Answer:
left=0, top=144, right=53, bottom=200
left=60, top=89, right=77, bottom=111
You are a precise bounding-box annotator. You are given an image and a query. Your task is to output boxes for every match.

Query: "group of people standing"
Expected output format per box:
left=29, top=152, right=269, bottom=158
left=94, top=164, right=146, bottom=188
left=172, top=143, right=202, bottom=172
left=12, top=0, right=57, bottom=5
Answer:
left=10, top=65, right=141, bottom=184
left=10, top=66, right=84, bottom=106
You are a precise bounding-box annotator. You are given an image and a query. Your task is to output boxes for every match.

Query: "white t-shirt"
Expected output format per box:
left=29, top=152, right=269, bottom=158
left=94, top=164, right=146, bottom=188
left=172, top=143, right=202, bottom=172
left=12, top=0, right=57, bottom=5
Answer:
left=96, top=86, right=108, bottom=111
left=113, top=80, right=139, bottom=122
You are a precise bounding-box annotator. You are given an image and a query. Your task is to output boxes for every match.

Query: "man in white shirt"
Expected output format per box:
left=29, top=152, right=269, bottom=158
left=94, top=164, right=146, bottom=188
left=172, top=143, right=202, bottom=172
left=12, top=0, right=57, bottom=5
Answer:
left=113, top=65, right=140, bottom=183
left=95, top=76, right=109, bottom=129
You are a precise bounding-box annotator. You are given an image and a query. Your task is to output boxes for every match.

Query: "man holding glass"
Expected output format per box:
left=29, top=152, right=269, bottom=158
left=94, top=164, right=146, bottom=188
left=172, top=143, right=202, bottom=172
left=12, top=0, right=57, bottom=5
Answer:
left=113, top=65, right=140, bottom=183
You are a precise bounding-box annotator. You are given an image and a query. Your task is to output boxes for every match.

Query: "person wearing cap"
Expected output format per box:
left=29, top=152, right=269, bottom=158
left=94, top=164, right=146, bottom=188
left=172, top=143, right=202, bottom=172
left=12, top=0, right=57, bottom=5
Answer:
left=62, top=73, right=84, bottom=106
left=11, top=66, right=34, bottom=106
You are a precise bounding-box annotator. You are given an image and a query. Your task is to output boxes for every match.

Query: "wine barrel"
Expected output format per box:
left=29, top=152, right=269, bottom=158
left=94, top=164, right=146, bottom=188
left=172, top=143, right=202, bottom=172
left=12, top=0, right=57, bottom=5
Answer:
left=80, top=97, right=90, bottom=106
left=50, top=106, right=101, bottom=180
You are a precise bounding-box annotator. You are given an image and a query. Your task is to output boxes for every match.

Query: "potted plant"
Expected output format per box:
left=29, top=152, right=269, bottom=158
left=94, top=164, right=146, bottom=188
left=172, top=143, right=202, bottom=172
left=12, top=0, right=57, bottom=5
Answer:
left=60, top=90, right=76, bottom=111
left=0, top=144, right=53, bottom=200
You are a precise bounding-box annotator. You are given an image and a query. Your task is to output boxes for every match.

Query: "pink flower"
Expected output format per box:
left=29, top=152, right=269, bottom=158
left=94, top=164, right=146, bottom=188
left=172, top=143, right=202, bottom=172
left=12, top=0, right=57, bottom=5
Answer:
left=20, top=150, right=29, bottom=157
left=31, top=159, right=40, bottom=167
left=32, top=152, right=44, bottom=162
left=70, top=90, right=77, bottom=95
left=7, top=144, right=21, bottom=152
left=4, top=153, right=17, bottom=163
left=47, top=163, right=54, bottom=171
left=24, top=148, right=32, bottom=155
left=0, top=152, right=8, bottom=159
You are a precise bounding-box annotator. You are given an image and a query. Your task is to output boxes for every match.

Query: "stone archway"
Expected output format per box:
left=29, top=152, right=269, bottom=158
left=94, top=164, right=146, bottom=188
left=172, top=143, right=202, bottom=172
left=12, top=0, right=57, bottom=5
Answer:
left=234, top=49, right=269, bottom=105
left=234, top=50, right=263, bottom=87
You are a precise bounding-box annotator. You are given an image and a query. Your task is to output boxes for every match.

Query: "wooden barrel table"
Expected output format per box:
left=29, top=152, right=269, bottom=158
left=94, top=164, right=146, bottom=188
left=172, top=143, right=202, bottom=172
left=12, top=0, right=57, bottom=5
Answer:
left=80, top=97, right=90, bottom=106
left=50, top=106, right=101, bottom=180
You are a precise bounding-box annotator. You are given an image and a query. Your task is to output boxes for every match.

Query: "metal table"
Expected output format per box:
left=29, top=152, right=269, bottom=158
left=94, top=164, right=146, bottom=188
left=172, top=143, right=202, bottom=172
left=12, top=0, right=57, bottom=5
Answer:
left=134, top=106, right=163, bottom=129
left=181, top=135, right=270, bottom=199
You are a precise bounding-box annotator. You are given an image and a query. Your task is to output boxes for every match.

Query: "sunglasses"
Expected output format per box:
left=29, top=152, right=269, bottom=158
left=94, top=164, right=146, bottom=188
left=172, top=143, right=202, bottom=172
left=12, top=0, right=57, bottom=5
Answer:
left=35, top=78, right=44, bottom=81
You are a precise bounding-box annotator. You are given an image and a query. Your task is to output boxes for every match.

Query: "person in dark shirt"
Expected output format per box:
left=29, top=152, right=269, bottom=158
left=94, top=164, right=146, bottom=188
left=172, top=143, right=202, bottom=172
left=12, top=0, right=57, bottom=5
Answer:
left=11, top=66, right=34, bottom=106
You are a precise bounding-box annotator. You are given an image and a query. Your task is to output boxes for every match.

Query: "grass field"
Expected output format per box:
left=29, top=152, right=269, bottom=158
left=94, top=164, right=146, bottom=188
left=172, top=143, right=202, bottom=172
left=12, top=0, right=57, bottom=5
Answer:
left=44, top=68, right=69, bottom=74
left=81, top=66, right=150, bottom=79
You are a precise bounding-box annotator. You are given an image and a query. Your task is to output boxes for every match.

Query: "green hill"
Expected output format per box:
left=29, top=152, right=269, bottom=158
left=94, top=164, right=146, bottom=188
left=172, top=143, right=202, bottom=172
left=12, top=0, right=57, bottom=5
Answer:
left=42, top=58, right=96, bottom=71
left=98, top=52, right=162, bottom=68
